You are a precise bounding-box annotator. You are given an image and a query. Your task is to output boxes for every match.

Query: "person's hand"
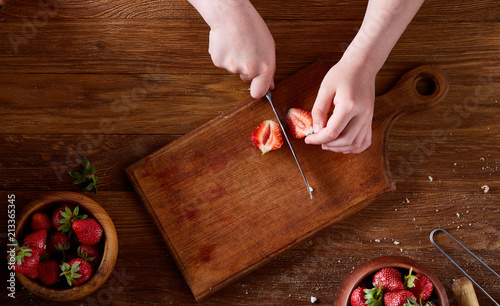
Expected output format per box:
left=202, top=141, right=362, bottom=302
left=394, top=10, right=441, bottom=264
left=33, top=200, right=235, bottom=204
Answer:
left=304, top=59, right=375, bottom=153
left=189, top=0, right=275, bottom=99
left=208, top=12, right=275, bottom=99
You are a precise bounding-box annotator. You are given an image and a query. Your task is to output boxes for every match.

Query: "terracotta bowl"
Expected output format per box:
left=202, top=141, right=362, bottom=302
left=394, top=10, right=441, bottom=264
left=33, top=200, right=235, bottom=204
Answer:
left=14, top=191, right=119, bottom=301
left=335, top=256, right=449, bottom=306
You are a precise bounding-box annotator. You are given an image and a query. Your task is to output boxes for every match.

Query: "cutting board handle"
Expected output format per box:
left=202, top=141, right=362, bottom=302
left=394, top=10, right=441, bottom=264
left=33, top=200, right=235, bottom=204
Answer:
left=378, top=65, right=450, bottom=122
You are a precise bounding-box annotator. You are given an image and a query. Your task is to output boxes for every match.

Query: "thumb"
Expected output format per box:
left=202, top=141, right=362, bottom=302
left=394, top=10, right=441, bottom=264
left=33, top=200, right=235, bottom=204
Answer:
left=250, top=72, right=274, bottom=99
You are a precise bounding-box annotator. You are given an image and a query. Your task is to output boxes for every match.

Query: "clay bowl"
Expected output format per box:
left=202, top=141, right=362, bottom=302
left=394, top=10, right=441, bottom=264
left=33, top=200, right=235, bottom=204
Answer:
left=336, top=256, right=448, bottom=306
left=14, top=191, right=119, bottom=301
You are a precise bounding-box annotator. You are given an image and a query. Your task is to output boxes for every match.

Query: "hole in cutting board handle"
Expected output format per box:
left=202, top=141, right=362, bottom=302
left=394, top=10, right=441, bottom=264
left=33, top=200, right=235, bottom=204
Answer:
left=415, top=73, right=437, bottom=96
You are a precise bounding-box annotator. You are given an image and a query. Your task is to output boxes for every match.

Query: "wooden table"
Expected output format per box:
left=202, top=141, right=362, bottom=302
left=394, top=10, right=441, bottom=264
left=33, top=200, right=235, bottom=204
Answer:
left=1, top=0, right=499, bottom=304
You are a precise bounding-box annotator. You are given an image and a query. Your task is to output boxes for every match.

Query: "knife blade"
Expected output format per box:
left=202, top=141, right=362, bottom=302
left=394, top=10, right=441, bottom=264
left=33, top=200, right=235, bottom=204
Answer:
left=265, top=90, right=313, bottom=200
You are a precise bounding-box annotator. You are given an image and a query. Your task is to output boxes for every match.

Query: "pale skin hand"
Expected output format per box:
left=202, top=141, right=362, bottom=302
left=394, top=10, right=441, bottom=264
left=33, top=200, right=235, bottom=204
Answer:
left=188, top=0, right=275, bottom=99
left=305, top=0, right=425, bottom=153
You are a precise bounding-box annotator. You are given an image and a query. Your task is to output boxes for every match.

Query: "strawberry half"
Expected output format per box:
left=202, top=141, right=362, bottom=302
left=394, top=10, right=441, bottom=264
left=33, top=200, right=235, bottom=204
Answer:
left=251, top=120, right=283, bottom=155
left=285, top=108, right=314, bottom=139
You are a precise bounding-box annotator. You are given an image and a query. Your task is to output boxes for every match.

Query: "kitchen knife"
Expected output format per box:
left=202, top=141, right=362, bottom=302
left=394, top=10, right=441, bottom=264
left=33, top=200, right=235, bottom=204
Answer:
left=265, top=90, right=313, bottom=199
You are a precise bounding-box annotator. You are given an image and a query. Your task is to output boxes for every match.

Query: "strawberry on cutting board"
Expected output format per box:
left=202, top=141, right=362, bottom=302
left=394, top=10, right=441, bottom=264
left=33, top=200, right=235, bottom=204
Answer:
left=251, top=120, right=283, bottom=155
left=285, top=108, right=314, bottom=139
left=72, top=218, right=103, bottom=245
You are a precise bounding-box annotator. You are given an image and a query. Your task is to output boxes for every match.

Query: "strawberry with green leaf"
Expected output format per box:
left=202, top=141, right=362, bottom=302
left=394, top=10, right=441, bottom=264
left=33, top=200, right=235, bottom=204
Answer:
left=68, top=157, right=99, bottom=194
left=47, top=231, right=71, bottom=253
left=9, top=242, right=41, bottom=279
left=78, top=244, right=101, bottom=266
left=51, top=204, right=87, bottom=234
left=60, top=258, right=94, bottom=286
left=384, top=290, right=416, bottom=306
left=405, top=268, right=434, bottom=301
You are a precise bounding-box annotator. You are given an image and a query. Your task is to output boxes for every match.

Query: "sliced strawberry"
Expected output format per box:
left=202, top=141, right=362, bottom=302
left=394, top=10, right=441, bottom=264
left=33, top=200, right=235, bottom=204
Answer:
left=251, top=120, right=283, bottom=155
left=285, top=108, right=314, bottom=139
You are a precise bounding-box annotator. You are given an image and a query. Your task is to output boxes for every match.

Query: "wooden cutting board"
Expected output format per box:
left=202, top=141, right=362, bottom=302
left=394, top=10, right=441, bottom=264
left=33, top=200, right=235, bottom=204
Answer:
left=125, top=61, right=449, bottom=301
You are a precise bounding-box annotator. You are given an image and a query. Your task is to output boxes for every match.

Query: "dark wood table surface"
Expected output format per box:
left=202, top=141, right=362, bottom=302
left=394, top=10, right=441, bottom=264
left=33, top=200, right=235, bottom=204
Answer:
left=1, top=0, right=499, bottom=305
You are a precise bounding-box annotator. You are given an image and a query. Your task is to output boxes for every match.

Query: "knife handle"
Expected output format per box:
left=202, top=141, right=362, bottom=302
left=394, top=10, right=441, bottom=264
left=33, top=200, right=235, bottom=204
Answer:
left=452, top=277, right=480, bottom=306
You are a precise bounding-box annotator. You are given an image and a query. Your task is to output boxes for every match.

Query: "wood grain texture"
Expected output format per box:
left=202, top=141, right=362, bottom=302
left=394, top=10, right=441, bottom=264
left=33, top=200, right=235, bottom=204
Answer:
left=1, top=0, right=500, bottom=304
left=125, top=63, right=449, bottom=300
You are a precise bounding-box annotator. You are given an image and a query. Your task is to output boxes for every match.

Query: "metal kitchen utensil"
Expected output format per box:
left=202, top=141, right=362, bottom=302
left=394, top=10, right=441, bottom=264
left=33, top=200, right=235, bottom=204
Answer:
left=430, top=228, right=500, bottom=306
left=265, top=90, right=313, bottom=199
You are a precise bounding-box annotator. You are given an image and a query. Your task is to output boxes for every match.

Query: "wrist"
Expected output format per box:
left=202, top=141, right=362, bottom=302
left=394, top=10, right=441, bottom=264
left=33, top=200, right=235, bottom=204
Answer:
left=188, top=0, right=256, bottom=30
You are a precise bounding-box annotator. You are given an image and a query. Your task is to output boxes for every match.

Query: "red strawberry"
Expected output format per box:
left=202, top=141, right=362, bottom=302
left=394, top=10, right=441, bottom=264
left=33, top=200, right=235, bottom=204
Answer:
left=47, top=231, right=70, bottom=253
left=285, top=108, right=314, bottom=139
left=78, top=244, right=101, bottom=266
left=72, top=218, right=103, bottom=245
left=61, top=258, right=94, bottom=286
left=31, top=212, right=52, bottom=231
left=251, top=120, right=283, bottom=155
left=39, top=248, right=51, bottom=262
left=373, top=267, right=405, bottom=292
left=384, top=290, right=416, bottom=306
left=51, top=204, right=88, bottom=233
left=37, top=260, right=61, bottom=286
left=9, top=245, right=41, bottom=279
left=23, top=230, right=47, bottom=250
left=350, top=286, right=368, bottom=306
left=405, top=268, right=434, bottom=301
left=350, top=281, right=383, bottom=306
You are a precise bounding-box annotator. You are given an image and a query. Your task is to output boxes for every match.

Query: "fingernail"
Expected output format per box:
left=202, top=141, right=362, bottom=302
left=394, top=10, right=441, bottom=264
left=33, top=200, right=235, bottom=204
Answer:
left=313, top=124, right=320, bottom=133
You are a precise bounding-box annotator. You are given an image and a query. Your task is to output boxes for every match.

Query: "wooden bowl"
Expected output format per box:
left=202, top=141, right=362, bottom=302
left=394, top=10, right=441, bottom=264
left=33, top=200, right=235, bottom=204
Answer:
left=335, top=256, right=449, bottom=306
left=15, top=191, right=119, bottom=301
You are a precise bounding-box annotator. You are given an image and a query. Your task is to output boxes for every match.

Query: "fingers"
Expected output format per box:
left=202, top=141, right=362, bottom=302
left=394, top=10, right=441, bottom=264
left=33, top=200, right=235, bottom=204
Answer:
left=249, top=72, right=275, bottom=98
left=305, top=101, right=353, bottom=146
left=310, top=82, right=335, bottom=133
left=321, top=121, right=372, bottom=153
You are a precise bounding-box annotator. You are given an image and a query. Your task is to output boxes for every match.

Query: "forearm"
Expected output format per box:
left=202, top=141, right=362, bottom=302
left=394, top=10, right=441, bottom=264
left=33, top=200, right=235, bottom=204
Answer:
left=343, top=0, right=425, bottom=76
left=188, top=0, right=258, bottom=29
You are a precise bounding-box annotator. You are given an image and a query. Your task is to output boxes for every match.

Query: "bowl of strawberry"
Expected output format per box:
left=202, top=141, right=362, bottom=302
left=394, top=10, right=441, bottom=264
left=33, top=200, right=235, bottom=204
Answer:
left=8, top=191, right=118, bottom=301
left=336, top=256, right=448, bottom=306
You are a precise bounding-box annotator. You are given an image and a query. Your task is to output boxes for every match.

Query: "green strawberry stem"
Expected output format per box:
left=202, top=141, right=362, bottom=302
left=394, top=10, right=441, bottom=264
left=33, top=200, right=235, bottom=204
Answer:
left=68, top=157, right=99, bottom=194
